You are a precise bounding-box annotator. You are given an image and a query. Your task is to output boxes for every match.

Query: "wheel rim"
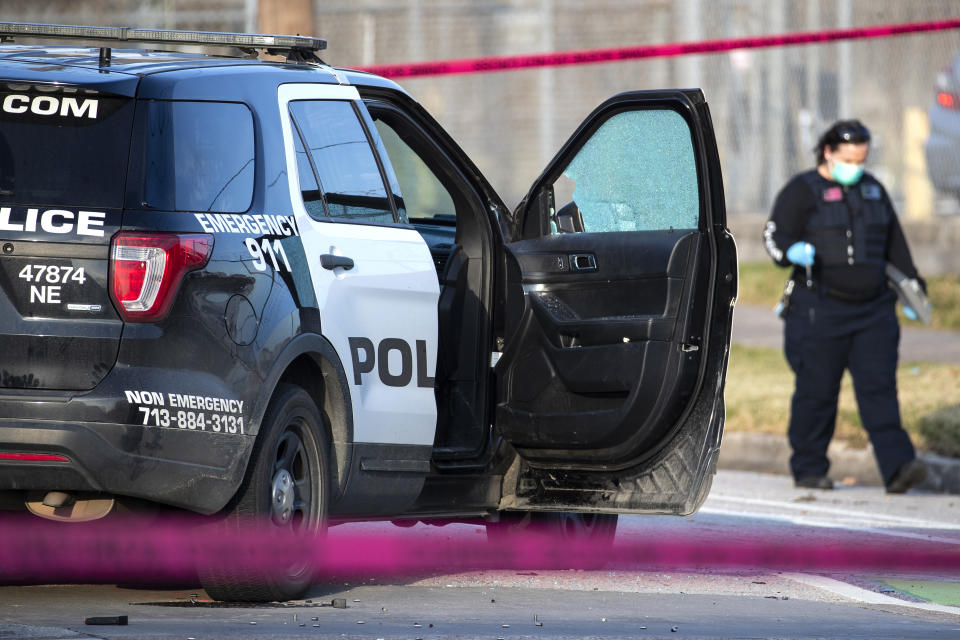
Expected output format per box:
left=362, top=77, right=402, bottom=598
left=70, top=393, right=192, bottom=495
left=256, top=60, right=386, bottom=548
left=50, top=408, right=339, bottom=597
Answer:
left=270, top=422, right=318, bottom=533
left=559, top=513, right=601, bottom=539
left=271, top=468, right=295, bottom=526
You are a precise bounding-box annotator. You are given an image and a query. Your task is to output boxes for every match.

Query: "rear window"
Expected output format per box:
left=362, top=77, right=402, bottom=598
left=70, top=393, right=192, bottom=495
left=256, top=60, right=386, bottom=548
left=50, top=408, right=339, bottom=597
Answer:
left=143, top=101, right=254, bottom=213
left=0, top=86, right=134, bottom=209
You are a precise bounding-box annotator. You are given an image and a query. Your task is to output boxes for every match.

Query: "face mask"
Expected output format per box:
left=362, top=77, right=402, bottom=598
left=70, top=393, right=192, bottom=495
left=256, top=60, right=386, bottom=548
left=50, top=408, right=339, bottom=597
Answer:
left=829, top=159, right=864, bottom=186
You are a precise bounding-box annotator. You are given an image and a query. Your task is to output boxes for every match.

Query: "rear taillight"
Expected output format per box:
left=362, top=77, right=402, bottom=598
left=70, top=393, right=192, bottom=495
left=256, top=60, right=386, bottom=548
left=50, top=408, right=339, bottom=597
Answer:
left=937, top=91, right=959, bottom=110
left=109, top=233, right=213, bottom=322
left=0, top=453, right=69, bottom=462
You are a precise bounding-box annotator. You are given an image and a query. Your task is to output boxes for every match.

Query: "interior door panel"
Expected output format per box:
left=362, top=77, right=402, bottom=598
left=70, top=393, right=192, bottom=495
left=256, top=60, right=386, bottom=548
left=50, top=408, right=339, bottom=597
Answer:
left=497, top=229, right=703, bottom=456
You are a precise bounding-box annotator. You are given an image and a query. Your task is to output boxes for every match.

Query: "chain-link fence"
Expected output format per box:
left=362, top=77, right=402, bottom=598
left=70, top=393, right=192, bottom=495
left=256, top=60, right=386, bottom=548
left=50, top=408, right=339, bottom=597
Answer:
left=3, top=0, right=959, bottom=221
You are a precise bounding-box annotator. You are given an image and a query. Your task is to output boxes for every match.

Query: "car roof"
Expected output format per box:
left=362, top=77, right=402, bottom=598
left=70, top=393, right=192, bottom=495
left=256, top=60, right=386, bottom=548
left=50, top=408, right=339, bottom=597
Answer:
left=0, top=45, right=405, bottom=97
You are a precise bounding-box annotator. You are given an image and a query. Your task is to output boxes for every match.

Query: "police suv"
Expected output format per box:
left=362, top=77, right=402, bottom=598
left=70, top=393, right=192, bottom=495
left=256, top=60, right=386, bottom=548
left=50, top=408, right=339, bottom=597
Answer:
left=0, top=23, right=737, bottom=600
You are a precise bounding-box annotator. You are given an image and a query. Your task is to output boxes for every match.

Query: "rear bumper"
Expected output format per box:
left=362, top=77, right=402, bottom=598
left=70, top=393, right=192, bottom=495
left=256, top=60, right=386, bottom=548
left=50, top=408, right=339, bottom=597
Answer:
left=0, top=417, right=252, bottom=514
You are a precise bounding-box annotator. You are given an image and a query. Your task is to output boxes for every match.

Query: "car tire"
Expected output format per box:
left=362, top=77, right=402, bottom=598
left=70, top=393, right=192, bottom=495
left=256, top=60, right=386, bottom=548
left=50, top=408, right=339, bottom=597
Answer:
left=199, top=384, right=329, bottom=602
left=486, top=511, right=618, bottom=567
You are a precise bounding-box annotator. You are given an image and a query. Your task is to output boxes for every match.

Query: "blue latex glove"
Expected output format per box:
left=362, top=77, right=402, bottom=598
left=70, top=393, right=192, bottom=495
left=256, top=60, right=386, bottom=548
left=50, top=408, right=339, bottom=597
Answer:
left=786, top=242, right=815, bottom=267
left=903, top=306, right=918, bottom=321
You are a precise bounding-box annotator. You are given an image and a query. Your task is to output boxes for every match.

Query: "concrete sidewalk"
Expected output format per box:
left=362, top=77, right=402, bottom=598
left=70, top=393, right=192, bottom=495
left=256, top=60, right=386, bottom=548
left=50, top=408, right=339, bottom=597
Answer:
left=732, top=303, right=960, bottom=364
left=718, top=432, right=960, bottom=494
left=724, top=303, right=960, bottom=493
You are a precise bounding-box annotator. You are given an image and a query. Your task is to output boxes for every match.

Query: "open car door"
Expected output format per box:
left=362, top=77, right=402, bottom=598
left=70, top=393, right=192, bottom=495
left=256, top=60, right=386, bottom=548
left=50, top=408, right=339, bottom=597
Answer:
left=495, top=90, right=737, bottom=516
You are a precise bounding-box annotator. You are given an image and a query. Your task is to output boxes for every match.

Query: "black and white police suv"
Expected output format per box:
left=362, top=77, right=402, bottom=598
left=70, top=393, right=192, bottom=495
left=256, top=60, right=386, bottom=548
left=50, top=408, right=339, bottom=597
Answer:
left=0, top=23, right=737, bottom=600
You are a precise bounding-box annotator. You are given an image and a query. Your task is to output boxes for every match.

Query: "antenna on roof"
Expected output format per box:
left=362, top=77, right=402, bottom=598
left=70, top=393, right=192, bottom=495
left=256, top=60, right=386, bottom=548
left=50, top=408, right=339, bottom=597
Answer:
left=0, top=22, right=327, bottom=60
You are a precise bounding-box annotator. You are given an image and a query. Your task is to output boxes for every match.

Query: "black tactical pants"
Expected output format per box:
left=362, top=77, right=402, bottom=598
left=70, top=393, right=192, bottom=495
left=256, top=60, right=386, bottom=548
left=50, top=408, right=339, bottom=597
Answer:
left=784, top=287, right=915, bottom=485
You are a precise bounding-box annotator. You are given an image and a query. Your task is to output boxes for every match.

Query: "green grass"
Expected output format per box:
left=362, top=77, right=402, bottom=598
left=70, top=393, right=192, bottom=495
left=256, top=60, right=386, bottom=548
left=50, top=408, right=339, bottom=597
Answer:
left=725, top=343, right=960, bottom=454
left=737, top=262, right=960, bottom=331
left=878, top=578, right=960, bottom=607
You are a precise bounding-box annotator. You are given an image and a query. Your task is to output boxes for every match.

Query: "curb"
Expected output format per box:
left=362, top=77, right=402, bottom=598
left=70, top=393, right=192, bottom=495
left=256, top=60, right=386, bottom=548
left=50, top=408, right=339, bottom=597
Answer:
left=718, top=431, right=960, bottom=494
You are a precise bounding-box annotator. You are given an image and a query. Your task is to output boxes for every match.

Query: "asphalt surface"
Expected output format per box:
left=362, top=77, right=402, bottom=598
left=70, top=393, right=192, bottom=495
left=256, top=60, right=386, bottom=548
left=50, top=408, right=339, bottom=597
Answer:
left=732, top=303, right=960, bottom=364
left=2, top=470, right=958, bottom=639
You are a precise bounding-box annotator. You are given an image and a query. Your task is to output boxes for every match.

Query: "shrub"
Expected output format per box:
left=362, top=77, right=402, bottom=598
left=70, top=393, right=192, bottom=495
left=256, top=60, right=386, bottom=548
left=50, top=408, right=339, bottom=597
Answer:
left=918, top=404, right=960, bottom=457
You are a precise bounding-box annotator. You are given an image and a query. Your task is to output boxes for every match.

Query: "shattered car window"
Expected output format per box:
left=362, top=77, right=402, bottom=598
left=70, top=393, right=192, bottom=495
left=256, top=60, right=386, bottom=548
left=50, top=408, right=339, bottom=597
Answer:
left=554, top=109, right=699, bottom=233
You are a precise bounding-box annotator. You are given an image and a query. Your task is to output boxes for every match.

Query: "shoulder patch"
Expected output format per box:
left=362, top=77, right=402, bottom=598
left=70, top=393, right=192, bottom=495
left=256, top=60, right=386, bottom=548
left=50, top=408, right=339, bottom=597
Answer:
left=823, top=186, right=843, bottom=202
left=861, top=183, right=882, bottom=200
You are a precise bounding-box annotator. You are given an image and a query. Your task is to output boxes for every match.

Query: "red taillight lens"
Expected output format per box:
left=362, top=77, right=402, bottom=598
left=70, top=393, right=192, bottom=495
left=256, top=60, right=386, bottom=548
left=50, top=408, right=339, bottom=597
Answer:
left=110, top=233, right=213, bottom=322
left=937, top=91, right=958, bottom=109
left=0, top=453, right=69, bottom=462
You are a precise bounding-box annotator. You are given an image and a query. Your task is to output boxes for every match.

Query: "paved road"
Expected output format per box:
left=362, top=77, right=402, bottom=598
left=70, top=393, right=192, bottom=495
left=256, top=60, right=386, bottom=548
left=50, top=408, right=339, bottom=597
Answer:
left=2, top=471, right=958, bottom=639
left=733, top=303, right=960, bottom=364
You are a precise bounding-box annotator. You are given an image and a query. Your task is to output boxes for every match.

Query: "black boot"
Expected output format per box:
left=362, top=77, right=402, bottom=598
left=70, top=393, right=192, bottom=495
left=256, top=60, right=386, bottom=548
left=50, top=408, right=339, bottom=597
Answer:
left=886, top=459, right=928, bottom=494
left=794, top=475, right=834, bottom=490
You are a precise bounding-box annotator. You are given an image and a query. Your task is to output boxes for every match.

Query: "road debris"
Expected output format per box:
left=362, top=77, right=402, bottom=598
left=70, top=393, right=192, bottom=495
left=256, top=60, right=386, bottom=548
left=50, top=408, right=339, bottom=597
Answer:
left=84, top=615, right=128, bottom=625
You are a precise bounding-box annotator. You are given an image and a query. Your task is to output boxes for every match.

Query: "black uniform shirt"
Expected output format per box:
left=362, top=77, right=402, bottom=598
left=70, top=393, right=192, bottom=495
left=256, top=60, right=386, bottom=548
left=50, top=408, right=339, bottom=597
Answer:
left=764, top=170, right=923, bottom=297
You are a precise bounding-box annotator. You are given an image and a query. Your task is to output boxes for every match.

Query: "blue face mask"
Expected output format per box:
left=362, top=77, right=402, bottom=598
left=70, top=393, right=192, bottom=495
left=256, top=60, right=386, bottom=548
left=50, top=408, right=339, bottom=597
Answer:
left=830, top=159, right=864, bottom=186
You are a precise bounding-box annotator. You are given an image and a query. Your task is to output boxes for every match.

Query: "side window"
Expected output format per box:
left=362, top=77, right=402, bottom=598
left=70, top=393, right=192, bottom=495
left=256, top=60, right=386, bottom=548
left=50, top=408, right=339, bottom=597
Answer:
left=549, top=109, right=699, bottom=233
left=372, top=118, right=456, bottom=225
left=288, top=100, right=394, bottom=225
left=144, top=101, right=254, bottom=213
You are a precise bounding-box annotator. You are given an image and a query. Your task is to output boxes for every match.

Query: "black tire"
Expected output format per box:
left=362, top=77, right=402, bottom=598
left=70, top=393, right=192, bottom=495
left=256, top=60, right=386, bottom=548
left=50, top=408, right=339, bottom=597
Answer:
left=200, top=384, right=329, bottom=602
left=486, top=511, right=618, bottom=549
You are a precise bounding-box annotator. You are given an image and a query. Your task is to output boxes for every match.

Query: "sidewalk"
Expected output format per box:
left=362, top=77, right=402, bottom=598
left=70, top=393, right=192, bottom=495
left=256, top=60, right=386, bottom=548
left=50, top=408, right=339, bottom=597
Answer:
left=732, top=303, right=960, bottom=364
left=723, top=303, right=960, bottom=493
left=718, top=432, right=960, bottom=494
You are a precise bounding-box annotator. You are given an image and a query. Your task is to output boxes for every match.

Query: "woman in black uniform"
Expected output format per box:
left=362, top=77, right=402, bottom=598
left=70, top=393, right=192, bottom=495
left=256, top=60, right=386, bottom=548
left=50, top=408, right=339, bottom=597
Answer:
left=763, top=120, right=928, bottom=492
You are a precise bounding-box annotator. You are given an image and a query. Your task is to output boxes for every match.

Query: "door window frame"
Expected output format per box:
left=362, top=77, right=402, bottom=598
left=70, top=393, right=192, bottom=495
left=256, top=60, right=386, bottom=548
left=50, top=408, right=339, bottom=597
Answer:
left=364, top=100, right=475, bottom=229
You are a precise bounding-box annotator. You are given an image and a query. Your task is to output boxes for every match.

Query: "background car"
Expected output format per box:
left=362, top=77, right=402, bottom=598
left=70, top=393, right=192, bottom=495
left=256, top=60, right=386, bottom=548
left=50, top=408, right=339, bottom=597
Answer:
left=925, top=51, right=960, bottom=200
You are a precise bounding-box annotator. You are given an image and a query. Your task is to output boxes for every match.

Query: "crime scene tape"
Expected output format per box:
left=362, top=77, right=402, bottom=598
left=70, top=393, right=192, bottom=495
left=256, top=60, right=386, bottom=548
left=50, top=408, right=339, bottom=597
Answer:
left=357, top=17, right=960, bottom=79
left=1, top=515, right=957, bottom=584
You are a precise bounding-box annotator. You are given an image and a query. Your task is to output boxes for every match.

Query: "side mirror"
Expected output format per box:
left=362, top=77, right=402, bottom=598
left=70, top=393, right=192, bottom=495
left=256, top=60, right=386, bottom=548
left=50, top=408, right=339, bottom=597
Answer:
left=554, top=201, right=584, bottom=233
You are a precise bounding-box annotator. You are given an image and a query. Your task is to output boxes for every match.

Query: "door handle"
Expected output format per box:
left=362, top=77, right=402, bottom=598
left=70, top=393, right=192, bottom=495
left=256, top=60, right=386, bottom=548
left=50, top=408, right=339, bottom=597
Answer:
left=569, top=253, right=597, bottom=271
left=320, top=254, right=354, bottom=270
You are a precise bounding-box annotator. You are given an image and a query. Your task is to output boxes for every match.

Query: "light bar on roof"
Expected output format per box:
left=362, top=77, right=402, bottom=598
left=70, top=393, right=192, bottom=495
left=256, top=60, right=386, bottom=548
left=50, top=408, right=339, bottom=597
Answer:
left=0, top=22, right=326, bottom=52
left=0, top=23, right=124, bottom=40
left=127, top=28, right=325, bottom=51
